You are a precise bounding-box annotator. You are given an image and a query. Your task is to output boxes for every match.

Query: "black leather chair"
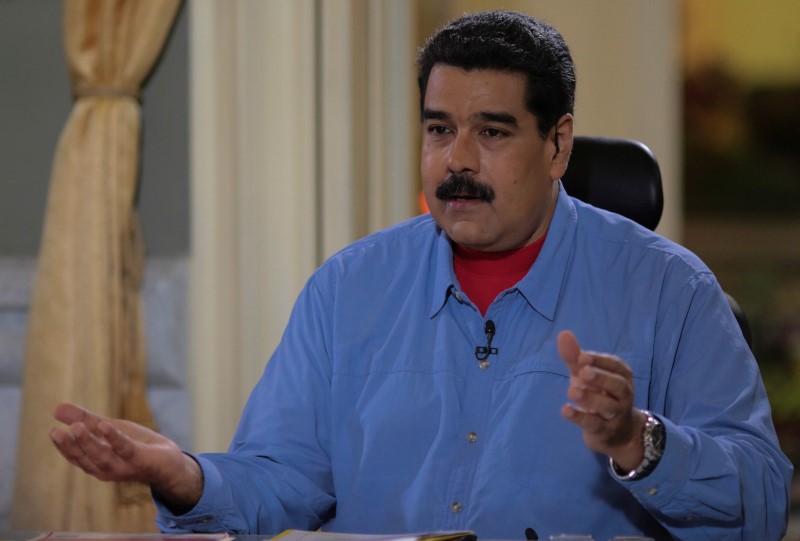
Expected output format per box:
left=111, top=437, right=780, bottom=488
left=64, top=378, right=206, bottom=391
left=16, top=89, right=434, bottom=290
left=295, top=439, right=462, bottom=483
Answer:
left=561, top=136, right=663, bottom=231
left=560, top=135, right=752, bottom=348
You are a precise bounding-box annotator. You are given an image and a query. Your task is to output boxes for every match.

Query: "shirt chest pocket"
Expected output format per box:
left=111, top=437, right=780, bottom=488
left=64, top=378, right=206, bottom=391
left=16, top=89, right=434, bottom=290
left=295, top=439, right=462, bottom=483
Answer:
left=503, top=351, right=653, bottom=409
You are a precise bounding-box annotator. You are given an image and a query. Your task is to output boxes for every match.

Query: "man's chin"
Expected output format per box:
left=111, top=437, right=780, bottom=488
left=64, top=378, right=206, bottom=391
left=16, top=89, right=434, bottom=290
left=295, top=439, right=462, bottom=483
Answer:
left=442, top=221, right=493, bottom=251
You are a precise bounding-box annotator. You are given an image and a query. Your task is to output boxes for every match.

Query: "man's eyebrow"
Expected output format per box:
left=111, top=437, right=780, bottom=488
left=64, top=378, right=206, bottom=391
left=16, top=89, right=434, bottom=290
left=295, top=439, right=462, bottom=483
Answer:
left=474, top=111, right=518, bottom=127
left=421, top=109, right=519, bottom=127
left=422, top=109, right=451, bottom=121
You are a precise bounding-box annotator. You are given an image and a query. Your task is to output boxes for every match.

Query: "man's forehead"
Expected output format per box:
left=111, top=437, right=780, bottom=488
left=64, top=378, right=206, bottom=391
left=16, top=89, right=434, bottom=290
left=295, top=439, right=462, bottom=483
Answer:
left=427, top=63, right=527, bottom=83
left=423, top=65, right=531, bottom=120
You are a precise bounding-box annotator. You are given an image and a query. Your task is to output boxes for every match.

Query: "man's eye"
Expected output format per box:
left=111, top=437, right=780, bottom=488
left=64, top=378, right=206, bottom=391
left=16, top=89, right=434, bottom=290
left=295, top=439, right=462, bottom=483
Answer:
left=427, top=125, right=451, bottom=136
left=481, top=128, right=506, bottom=139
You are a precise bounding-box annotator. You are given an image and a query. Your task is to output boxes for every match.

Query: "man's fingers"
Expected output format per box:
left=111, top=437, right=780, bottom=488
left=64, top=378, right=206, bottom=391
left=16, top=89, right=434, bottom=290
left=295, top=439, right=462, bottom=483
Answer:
left=562, top=403, right=606, bottom=429
left=99, top=421, right=137, bottom=461
left=559, top=332, right=641, bottom=455
left=50, top=406, right=185, bottom=489
left=50, top=422, right=145, bottom=483
left=50, top=427, right=105, bottom=476
left=562, top=403, right=621, bottom=434
left=71, top=422, right=109, bottom=454
left=567, top=381, right=619, bottom=418
left=557, top=330, right=581, bottom=372
left=580, top=352, right=633, bottom=380
left=574, top=365, right=632, bottom=402
left=53, top=403, right=87, bottom=424
left=49, top=427, right=80, bottom=462
left=53, top=403, right=107, bottom=434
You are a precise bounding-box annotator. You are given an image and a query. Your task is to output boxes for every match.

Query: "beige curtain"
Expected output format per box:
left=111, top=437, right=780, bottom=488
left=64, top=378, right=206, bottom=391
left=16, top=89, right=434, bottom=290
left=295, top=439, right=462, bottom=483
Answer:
left=12, top=0, right=181, bottom=532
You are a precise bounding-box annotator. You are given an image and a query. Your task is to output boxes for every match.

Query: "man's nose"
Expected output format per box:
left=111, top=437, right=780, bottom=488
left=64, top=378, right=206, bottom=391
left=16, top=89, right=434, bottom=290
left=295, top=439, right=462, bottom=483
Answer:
left=447, top=133, right=479, bottom=174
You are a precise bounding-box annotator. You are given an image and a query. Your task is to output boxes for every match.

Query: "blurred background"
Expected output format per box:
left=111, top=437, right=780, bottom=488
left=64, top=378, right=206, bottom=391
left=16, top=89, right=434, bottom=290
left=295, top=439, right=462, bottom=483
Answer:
left=681, top=2, right=800, bottom=490
left=0, top=0, right=798, bottom=534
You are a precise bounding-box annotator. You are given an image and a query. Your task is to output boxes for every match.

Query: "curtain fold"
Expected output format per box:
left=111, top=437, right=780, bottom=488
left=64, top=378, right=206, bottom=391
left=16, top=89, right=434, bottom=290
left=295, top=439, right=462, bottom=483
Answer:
left=12, top=0, right=181, bottom=531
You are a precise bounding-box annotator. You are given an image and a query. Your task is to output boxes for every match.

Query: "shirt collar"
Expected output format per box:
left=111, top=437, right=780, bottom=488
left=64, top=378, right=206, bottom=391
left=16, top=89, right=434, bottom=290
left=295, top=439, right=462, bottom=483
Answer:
left=515, top=182, right=577, bottom=320
left=428, top=181, right=577, bottom=320
left=429, top=225, right=459, bottom=318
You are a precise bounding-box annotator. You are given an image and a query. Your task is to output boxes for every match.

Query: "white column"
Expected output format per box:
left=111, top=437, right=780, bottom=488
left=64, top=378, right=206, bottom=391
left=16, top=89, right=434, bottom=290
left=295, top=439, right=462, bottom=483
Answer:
left=319, top=1, right=417, bottom=259
left=189, top=0, right=244, bottom=453
left=366, top=1, right=419, bottom=232
left=319, top=1, right=368, bottom=257
left=189, top=0, right=417, bottom=452
left=189, top=0, right=318, bottom=452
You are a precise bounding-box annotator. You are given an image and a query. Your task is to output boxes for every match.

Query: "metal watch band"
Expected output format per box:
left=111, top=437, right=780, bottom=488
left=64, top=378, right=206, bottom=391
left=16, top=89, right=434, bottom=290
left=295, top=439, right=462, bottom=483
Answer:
left=610, top=410, right=665, bottom=481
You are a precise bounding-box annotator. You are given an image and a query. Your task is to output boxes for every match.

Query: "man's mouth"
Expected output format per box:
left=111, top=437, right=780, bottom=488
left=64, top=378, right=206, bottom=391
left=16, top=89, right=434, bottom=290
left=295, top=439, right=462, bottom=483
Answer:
left=450, top=192, right=481, bottom=200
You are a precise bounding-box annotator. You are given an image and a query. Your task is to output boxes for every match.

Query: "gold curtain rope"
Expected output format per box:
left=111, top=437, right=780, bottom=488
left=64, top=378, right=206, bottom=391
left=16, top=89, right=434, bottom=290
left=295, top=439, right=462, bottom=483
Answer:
left=72, top=84, right=141, bottom=101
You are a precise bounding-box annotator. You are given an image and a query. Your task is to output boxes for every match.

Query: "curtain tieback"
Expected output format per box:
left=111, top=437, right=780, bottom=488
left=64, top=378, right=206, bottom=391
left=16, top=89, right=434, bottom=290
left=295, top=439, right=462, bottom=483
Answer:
left=72, top=84, right=141, bottom=101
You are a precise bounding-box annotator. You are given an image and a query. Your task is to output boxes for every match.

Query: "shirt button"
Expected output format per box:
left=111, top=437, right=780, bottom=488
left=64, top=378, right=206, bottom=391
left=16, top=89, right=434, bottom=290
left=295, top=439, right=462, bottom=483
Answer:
left=479, top=360, right=490, bottom=370
left=450, top=501, right=463, bottom=513
left=466, top=432, right=478, bottom=443
left=453, top=291, right=463, bottom=302
left=647, top=487, right=658, bottom=496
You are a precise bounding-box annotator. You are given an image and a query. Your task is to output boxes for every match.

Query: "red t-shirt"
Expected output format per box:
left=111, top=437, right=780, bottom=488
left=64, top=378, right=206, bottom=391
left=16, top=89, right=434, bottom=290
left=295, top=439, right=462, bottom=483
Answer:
left=453, top=234, right=547, bottom=316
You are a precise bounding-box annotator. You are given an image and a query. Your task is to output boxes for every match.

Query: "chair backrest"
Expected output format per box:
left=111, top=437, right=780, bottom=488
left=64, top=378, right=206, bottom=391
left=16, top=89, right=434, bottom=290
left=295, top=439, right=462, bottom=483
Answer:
left=560, top=135, right=664, bottom=231
left=561, top=135, right=752, bottom=349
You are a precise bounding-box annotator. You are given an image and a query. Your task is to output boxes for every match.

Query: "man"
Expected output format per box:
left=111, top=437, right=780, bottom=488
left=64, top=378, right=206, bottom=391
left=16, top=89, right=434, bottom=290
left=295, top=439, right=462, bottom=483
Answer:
left=50, top=10, right=792, bottom=540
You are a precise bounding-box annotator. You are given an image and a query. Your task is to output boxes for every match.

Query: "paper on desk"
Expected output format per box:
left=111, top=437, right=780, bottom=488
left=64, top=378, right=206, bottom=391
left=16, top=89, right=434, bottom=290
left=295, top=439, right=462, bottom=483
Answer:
left=28, top=533, right=234, bottom=541
left=273, top=530, right=476, bottom=541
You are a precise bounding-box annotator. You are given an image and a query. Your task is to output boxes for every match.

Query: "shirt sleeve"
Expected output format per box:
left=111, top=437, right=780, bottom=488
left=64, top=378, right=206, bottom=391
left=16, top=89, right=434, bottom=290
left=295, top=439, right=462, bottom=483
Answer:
left=615, top=268, right=793, bottom=540
left=156, top=277, right=337, bottom=534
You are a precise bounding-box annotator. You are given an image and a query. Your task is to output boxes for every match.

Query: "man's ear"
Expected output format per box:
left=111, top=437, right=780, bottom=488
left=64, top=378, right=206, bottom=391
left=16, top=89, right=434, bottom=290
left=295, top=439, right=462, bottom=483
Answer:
left=550, top=113, right=574, bottom=180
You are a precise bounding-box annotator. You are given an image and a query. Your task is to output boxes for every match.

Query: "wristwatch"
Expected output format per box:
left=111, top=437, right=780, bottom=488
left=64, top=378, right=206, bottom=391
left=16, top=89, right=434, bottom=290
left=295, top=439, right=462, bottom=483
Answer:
left=610, top=410, right=665, bottom=480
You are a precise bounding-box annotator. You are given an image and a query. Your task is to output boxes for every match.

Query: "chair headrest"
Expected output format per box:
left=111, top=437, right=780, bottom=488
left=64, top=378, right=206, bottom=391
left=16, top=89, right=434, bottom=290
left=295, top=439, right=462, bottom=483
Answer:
left=560, top=136, right=664, bottom=231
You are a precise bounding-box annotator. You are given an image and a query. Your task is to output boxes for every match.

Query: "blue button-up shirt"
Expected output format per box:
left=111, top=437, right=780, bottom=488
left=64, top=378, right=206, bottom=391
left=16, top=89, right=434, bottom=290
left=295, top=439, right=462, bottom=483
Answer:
left=158, top=186, right=792, bottom=540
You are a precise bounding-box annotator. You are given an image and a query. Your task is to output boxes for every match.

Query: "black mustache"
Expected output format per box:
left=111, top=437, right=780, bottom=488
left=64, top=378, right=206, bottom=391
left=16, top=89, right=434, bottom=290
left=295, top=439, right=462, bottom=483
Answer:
left=435, top=174, right=495, bottom=203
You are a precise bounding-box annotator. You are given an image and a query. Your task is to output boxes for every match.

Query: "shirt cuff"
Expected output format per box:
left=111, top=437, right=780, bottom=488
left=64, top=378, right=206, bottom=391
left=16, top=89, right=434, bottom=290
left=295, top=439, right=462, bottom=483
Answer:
left=608, top=415, right=693, bottom=507
left=155, top=453, right=231, bottom=533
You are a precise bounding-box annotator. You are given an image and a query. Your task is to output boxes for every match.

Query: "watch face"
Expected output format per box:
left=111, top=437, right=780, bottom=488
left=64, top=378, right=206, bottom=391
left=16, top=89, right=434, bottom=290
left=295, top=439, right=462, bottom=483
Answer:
left=644, top=414, right=665, bottom=461
left=611, top=412, right=666, bottom=480
left=652, top=421, right=665, bottom=449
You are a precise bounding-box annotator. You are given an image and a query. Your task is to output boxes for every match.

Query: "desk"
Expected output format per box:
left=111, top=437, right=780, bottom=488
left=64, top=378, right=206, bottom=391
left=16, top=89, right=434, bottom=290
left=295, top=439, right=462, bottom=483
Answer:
left=0, top=535, right=260, bottom=541
left=1, top=534, right=656, bottom=541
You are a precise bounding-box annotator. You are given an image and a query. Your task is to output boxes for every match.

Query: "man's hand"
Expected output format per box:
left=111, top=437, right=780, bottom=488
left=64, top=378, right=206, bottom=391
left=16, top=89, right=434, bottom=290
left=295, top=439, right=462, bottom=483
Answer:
left=49, top=403, right=204, bottom=514
left=557, top=330, right=646, bottom=471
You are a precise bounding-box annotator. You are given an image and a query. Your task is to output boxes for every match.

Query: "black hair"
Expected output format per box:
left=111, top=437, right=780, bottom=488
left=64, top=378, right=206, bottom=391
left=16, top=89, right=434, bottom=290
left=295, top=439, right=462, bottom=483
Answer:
left=417, top=10, right=576, bottom=138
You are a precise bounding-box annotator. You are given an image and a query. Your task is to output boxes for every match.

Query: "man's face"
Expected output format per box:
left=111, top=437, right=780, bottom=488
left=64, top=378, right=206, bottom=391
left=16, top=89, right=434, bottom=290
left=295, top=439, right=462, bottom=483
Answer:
left=421, top=64, right=572, bottom=252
